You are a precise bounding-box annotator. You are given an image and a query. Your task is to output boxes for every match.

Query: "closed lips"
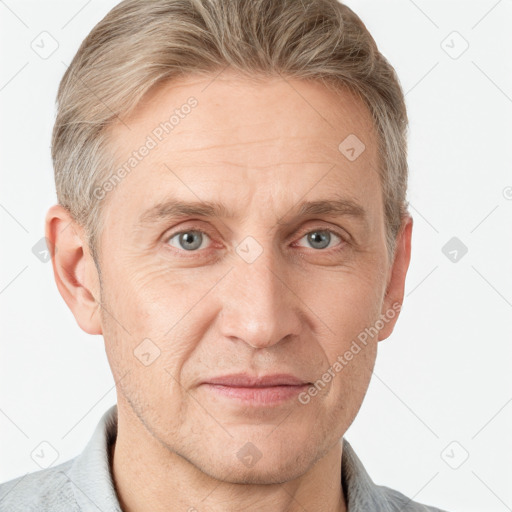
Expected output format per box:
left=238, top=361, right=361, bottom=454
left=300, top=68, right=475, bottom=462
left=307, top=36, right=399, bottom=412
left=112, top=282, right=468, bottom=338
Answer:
left=202, top=374, right=310, bottom=387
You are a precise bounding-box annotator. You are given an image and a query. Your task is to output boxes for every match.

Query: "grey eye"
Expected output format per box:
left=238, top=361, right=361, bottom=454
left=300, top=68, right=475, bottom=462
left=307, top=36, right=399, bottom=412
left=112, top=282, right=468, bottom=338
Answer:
left=167, top=230, right=209, bottom=251
left=298, top=230, right=342, bottom=250
left=308, top=231, right=330, bottom=249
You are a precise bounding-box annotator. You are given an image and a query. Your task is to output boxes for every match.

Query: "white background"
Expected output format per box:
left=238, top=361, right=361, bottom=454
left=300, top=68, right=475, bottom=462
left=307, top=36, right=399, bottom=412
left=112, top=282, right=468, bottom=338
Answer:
left=1, top=1, right=511, bottom=511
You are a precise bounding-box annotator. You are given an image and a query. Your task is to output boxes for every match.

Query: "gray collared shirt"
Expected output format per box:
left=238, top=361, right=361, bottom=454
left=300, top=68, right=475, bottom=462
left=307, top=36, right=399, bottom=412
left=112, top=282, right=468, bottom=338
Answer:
left=0, top=405, right=447, bottom=511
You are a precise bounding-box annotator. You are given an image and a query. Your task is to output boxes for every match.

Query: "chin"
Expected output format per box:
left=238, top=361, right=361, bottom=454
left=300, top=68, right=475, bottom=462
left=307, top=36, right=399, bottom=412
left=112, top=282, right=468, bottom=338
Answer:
left=189, top=439, right=321, bottom=486
left=206, top=458, right=311, bottom=486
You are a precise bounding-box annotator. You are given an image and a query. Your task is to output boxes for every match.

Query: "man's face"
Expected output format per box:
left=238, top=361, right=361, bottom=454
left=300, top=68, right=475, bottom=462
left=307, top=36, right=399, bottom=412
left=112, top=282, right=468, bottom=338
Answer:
left=95, top=72, right=401, bottom=483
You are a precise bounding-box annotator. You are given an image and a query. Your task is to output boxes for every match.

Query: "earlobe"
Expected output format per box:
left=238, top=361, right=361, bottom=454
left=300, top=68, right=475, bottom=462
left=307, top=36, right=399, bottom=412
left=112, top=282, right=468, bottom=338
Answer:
left=378, top=215, right=413, bottom=341
left=45, top=205, right=103, bottom=335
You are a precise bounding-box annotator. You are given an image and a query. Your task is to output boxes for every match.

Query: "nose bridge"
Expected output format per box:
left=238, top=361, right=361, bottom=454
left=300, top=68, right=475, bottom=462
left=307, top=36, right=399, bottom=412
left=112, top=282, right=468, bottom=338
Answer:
left=218, top=238, right=301, bottom=349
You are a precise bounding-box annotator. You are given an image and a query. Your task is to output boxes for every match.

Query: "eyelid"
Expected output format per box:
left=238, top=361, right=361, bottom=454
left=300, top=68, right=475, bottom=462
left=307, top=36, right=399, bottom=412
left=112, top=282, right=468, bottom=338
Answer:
left=162, top=220, right=214, bottom=241
left=289, top=218, right=353, bottom=248
left=166, top=229, right=211, bottom=246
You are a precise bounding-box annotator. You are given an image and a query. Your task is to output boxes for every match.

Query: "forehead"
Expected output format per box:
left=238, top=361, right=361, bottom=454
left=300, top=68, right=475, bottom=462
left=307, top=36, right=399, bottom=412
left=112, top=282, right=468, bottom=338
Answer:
left=112, top=72, right=377, bottom=156
left=104, top=71, right=381, bottom=223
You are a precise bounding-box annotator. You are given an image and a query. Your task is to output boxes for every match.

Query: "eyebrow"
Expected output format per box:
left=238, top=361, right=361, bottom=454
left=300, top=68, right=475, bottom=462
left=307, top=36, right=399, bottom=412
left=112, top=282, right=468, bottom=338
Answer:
left=137, top=196, right=367, bottom=226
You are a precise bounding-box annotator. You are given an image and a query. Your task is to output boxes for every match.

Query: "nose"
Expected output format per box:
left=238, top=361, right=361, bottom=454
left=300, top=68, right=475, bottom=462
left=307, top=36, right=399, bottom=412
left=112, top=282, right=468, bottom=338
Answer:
left=217, top=243, right=303, bottom=350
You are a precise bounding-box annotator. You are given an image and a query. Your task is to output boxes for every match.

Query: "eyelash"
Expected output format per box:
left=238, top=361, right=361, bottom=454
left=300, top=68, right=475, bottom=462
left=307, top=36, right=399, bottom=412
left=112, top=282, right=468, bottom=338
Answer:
left=163, top=225, right=348, bottom=257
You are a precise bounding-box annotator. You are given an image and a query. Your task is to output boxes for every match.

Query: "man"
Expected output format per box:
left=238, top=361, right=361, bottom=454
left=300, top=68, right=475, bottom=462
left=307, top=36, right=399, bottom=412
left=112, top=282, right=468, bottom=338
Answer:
left=0, top=0, right=448, bottom=510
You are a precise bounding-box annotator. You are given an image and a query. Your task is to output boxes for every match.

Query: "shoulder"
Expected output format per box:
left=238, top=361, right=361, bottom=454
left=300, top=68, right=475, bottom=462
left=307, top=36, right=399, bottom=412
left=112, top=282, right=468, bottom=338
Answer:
left=341, top=439, right=449, bottom=512
left=377, top=483, right=448, bottom=512
left=0, top=458, right=78, bottom=512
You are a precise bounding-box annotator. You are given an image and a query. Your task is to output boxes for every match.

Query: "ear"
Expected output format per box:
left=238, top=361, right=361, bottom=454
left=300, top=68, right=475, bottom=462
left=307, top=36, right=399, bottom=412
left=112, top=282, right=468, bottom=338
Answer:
left=45, top=204, right=102, bottom=335
left=378, top=215, right=413, bottom=341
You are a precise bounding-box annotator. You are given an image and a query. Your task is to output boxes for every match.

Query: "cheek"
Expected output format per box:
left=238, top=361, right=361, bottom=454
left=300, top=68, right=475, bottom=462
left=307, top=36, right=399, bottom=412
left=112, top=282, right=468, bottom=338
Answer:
left=325, top=342, right=377, bottom=437
left=99, top=263, right=216, bottom=386
left=304, top=264, right=386, bottom=346
left=298, top=266, right=383, bottom=413
left=99, top=286, right=189, bottom=425
left=103, top=259, right=212, bottom=333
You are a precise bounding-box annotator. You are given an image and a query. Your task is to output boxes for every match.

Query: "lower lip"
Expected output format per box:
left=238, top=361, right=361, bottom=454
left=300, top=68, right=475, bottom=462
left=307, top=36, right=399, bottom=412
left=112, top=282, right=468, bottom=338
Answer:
left=202, top=383, right=309, bottom=405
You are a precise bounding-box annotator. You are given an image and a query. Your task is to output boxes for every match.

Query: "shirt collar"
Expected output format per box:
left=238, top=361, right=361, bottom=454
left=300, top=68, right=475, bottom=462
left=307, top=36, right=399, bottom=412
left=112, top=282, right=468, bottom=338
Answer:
left=67, top=404, right=121, bottom=512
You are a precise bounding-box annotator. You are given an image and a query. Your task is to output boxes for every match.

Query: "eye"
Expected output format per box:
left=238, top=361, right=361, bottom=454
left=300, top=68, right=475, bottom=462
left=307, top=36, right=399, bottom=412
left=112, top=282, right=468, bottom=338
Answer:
left=166, top=229, right=211, bottom=252
left=296, top=229, right=344, bottom=251
left=163, top=226, right=346, bottom=256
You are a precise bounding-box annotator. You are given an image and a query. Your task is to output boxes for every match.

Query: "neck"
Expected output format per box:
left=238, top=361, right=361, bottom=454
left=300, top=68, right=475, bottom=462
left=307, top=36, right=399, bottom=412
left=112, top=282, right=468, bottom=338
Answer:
left=110, top=406, right=347, bottom=512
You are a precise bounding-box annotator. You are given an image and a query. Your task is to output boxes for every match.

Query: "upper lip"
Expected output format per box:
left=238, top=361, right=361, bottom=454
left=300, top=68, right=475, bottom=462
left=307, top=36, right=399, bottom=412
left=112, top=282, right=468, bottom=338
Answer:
left=203, top=373, right=309, bottom=387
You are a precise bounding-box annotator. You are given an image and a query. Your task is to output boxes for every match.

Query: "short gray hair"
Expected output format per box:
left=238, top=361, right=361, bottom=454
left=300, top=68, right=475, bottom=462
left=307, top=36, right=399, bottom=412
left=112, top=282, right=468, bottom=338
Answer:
left=51, top=0, right=409, bottom=263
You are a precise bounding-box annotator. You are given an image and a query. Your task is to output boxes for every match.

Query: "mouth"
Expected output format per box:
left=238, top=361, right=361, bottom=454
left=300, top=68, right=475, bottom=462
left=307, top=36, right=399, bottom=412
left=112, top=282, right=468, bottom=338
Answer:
left=200, top=373, right=311, bottom=406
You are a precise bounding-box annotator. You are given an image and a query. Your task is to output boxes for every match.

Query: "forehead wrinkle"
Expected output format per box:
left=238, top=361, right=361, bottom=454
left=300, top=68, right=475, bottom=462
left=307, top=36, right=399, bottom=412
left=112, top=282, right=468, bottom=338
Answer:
left=163, top=136, right=337, bottom=155
left=167, top=161, right=338, bottom=172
